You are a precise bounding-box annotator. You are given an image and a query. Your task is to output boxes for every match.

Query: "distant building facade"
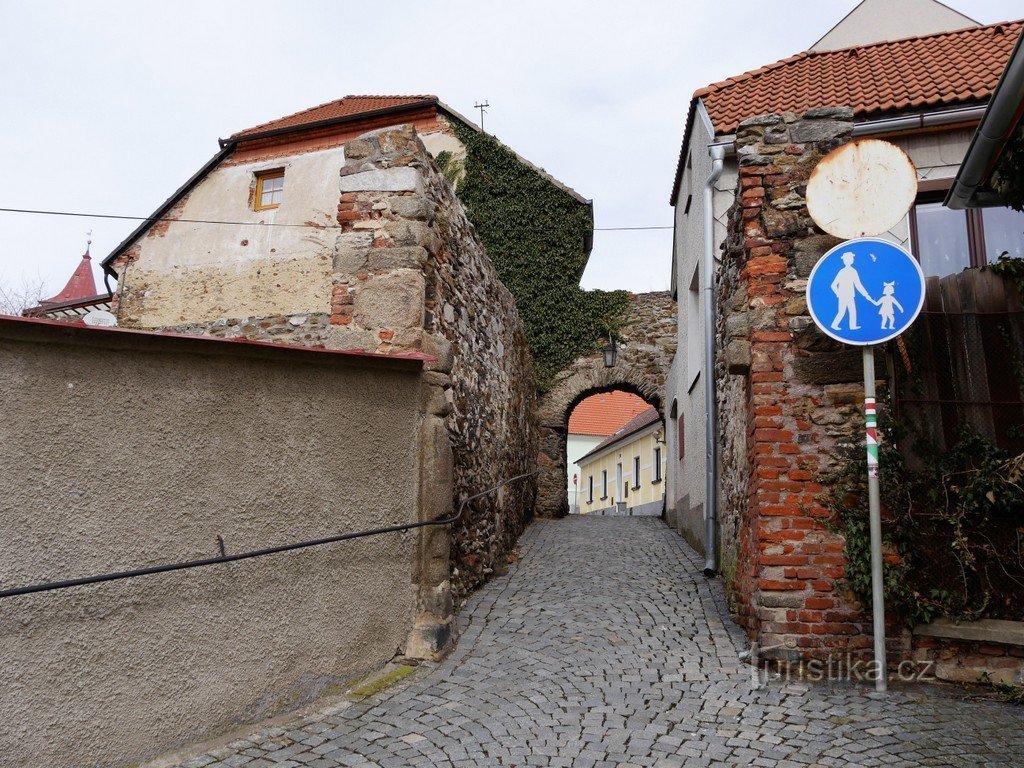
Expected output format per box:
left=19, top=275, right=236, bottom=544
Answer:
left=577, top=407, right=666, bottom=516
left=566, top=390, right=649, bottom=512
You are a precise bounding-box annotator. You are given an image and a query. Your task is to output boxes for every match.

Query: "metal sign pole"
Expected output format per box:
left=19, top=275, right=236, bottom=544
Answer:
left=862, top=346, right=887, bottom=693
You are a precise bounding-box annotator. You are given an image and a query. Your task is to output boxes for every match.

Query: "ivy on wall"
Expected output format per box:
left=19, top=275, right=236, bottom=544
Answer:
left=993, top=123, right=1024, bottom=213
left=824, top=420, right=1024, bottom=627
left=443, top=120, right=630, bottom=387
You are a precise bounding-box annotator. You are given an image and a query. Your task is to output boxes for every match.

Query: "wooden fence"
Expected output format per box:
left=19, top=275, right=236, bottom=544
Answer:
left=894, top=268, right=1024, bottom=459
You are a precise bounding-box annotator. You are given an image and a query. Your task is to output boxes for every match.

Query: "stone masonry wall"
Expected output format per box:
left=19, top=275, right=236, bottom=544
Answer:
left=537, top=291, right=676, bottom=517
left=330, top=126, right=538, bottom=612
left=112, top=124, right=538, bottom=657
left=717, top=108, right=880, bottom=661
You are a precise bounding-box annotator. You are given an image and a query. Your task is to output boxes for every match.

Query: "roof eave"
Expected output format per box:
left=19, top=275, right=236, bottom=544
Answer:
left=946, top=27, right=1024, bottom=209
left=226, top=97, right=441, bottom=145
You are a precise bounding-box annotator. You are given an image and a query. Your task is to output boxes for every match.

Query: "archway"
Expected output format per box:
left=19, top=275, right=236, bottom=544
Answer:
left=536, top=292, right=676, bottom=516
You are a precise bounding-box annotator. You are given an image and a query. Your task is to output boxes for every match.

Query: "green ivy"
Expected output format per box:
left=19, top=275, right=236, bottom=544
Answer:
left=993, top=123, right=1024, bottom=213
left=443, top=120, right=630, bottom=387
left=986, top=253, right=1024, bottom=302
left=823, top=418, right=1024, bottom=627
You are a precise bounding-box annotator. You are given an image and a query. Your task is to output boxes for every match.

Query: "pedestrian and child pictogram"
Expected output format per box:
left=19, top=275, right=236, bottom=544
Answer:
left=806, top=238, right=926, bottom=346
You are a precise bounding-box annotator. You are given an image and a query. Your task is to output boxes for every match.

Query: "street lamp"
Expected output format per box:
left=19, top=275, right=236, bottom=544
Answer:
left=603, top=334, right=618, bottom=368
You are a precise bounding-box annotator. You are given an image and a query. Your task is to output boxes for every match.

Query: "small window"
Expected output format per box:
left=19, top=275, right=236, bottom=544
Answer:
left=678, top=414, right=685, bottom=460
left=653, top=446, right=662, bottom=483
left=588, top=476, right=593, bottom=504
left=255, top=169, right=285, bottom=210
left=632, top=456, right=641, bottom=489
left=601, top=470, right=608, bottom=500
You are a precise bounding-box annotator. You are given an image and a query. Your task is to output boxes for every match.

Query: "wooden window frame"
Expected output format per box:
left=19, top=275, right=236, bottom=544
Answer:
left=653, top=446, right=663, bottom=483
left=587, top=476, right=593, bottom=504
left=632, top=455, right=641, bottom=490
left=254, top=169, right=285, bottom=211
left=600, top=470, right=608, bottom=501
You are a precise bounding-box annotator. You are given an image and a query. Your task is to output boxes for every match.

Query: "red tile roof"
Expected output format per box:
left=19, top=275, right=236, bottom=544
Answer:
left=699, top=20, right=1022, bottom=137
left=578, top=407, right=662, bottom=463
left=231, top=95, right=438, bottom=139
left=671, top=19, right=1022, bottom=204
left=569, top=391, right=650, bottom=436
left=43, top=249, right=98, bottom=305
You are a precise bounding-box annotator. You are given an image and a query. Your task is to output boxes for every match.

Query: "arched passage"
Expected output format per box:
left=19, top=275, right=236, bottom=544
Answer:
left=536, top=292, right=676, bottom=516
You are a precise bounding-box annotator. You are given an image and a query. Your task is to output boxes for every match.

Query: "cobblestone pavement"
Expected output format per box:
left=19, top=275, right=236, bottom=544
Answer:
left=167, top=517, right=1024, bottom=768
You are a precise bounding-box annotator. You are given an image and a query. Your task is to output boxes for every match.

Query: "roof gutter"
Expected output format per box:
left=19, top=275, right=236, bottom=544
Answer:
left=945, top=31, right=1024, bottom=209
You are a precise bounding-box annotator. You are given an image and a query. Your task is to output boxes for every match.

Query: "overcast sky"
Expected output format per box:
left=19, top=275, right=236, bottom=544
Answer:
left=1, top=0, right=1020, bottom=301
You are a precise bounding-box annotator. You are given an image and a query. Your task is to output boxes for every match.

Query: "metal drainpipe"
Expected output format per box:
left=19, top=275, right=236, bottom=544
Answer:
left=703, top=144, right=726, bottom=577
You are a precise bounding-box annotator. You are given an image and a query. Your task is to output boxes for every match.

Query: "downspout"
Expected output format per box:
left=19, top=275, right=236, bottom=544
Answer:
left=703, top=144, right=725, bottom=577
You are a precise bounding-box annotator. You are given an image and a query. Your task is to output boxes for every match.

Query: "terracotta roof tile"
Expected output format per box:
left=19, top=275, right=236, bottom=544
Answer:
left=699, top=21, right=1021, bottom=137
left=43, top=250, right=97, bottom=304
left=231, top=95, right=438, bottom=139
left=568, top=391, right=650, bottom=436
left=671, top=20, right=1022, bottom=203
left=578, top=407, right=662, bottom=463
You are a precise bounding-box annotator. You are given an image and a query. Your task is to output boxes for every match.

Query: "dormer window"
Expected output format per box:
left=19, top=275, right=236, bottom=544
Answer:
left=255, top=169, right=284, bottom=210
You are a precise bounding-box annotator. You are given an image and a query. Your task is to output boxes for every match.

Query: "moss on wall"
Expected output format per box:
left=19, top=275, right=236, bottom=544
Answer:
left=444, top=120, right=629, bottom=387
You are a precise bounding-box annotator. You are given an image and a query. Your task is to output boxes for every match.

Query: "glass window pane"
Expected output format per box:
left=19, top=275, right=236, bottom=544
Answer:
left=981, top=206, right=1024, bottom=262
left=261, top=190, right=275, bottom=207
left=915, top=202, right=970, bottom=277
left=267, top=176, right=283, bottom=192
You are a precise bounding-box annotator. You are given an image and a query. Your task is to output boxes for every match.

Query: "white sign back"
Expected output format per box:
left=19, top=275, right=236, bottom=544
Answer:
left=806, top=139, right=918, bottom=239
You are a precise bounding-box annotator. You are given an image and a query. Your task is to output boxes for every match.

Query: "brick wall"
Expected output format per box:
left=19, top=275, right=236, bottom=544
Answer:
left=717, top=108, right=882, bottom=661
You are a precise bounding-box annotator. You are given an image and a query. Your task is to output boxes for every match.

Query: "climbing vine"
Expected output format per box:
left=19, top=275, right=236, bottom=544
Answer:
left=442, top=119, right=630, bottom=387
left=987, top=253, right=1024, bottom=302
left=824, top=418, right=1024, bottom=627
left=992, top=123, right=1024, bottom=213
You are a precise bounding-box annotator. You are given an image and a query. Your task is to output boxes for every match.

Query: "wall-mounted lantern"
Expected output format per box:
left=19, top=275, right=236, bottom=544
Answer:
left=603, top=334, right=618, bottom=368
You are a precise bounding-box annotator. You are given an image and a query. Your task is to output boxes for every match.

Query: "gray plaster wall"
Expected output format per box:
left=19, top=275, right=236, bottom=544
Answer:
left=0, top=322, right=421, bottom=768
left=666, top=108, right=737, bottom=551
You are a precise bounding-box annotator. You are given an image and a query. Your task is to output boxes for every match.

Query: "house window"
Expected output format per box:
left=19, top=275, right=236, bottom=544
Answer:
left=653, top=446, right=662, bottom=483
left=601, top=470, right=608, bottom=500
left=255, top=169, right=285, bottom=210
left=678, top=414, right=685, bottom=460
left=632, top=456, right=641, bottom=489
left=909, top=195, right=1024, bottom=277
left=587, top=475, right=593, bottom=504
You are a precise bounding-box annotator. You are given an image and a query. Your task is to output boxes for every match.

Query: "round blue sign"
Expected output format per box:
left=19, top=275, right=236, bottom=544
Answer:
left=806, top=237, right=925, bottom=346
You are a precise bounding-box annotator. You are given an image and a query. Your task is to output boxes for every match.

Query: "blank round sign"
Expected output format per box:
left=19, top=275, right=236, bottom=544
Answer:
left=806, top=139, right=918, bottom=239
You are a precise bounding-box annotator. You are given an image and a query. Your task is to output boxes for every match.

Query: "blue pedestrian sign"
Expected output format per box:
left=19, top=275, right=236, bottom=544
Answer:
left=806, top=238, right=925, bottom=346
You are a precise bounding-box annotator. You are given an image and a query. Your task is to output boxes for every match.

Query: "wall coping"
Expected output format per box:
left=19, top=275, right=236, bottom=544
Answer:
left=913, top=618, right=1024, bottom=647
left=0, top=314, right=432, bottom=372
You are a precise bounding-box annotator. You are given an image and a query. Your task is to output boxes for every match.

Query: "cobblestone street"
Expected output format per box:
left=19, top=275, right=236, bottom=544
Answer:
left=166, top=517, right=1024, bottom=768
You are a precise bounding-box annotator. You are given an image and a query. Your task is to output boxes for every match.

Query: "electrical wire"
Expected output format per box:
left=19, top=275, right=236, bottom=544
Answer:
left=0, top=207, right=672, bottom=232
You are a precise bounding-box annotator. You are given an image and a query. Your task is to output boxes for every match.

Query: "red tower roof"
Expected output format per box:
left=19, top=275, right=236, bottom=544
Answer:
left=44, top=247, right=99, bottom=305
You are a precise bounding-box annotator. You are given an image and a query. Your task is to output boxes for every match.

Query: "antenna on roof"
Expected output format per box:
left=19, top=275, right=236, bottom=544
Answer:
left=474, top=100, right=489, bottom=132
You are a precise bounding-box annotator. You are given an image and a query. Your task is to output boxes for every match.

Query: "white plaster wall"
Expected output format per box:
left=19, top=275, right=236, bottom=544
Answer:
left=122, top=146, right=346, bottom=327
left=567, top=433, right=602, bottom=511
left=811, top=0, right=976, bottom=52
left=874, top=128, right=973, bottom=251
left=668, top=112, right=737, bottom=549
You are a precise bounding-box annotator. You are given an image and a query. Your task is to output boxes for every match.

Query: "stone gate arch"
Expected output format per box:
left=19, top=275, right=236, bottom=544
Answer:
left=536, top=291, right=677, bottom=516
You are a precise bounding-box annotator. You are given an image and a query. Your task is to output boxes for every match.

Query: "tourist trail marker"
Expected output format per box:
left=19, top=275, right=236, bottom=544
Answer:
left=805, top=140, right=921, bottom=693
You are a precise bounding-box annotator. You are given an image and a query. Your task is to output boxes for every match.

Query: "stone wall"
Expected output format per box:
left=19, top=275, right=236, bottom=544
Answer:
left=717, top=108, right=878, bottom=660
left=115, top=124, right=539, bottom=641
left=0, top=318, right=422, bottom=767
left=536, top=291, right=676, bottom=516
